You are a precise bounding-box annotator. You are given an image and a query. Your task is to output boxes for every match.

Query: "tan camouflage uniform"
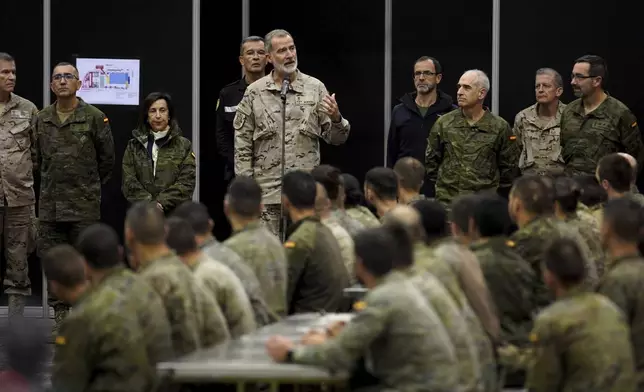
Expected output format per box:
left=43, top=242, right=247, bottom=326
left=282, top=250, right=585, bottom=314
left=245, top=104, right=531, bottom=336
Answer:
left=321, top=216, right=356, bottom=284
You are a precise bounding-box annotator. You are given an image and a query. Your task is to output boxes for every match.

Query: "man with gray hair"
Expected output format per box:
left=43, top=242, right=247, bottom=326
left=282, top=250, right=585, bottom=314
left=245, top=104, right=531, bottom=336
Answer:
left=425, top=69, right=520, bottom=205
left=233, top=29, right=351, bottom=239
left=513, top=68, right=566, bottom=176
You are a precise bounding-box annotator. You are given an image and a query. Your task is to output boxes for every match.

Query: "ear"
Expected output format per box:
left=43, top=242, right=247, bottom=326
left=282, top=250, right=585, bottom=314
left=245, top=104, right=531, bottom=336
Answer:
left=266, top=53, right=274, bottom=65
left=449, top=221, right=460, bottom=236
left=555, top=86, right=563, bottom=98
left=435, top=73, right=443, bottom=84
left=238, top=55, right=245, bottom=66
left=208, top=219, right=214, bottom=231
left=467, top=216, right=476, bottom=236
left=601, top=179, right=610, bottom=191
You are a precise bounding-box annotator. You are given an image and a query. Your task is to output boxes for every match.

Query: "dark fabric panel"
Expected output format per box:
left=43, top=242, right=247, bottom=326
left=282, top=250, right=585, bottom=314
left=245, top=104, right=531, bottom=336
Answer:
left=392, top=1, right=493, bottom=113
left=200, top=0, right=242, bottom=241
left=249, top=0, right=386, bottom=183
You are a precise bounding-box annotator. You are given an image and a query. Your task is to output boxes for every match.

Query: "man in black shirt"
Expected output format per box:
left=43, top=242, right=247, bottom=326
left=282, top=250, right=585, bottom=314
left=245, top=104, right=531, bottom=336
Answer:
left=387, top=56, right=456, bottom=197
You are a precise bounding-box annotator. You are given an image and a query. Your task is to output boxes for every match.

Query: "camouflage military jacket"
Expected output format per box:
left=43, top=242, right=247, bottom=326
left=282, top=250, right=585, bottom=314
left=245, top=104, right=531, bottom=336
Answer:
left=138, top=252, right=230, bottom=356
left=565, top=212, right=606, bottom=277
left=561, top=95, right=644, bottom=176
left=346, top=205, right=381, bottom=228
left=224, top=221, right=288, bottom=317
left=526, top=287, right=636, bottom=392
left=321, top=216, right=356, bottom=284
left=513, top=102, right=566, bottom=176
left=426, top=109, right=520, bottom=204
left=293, top=271, right=460, bottom=391
left=0, top=93, right=38, bottom=207
left=122, top=124, right=196, bottom=213
left=33, top=98, right=114, bottom=221
left=52, top=271, right=156, bottom=392
left=234, top=70, right=350, bottom=204
left=330, top=208, right=365, bottom=237
left=597, top=253, right=644, bottom=391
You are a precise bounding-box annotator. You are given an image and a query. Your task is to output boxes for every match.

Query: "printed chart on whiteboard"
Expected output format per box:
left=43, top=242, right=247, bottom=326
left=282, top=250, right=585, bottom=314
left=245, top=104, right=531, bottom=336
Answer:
left=76, top=58, right=140, bottom=106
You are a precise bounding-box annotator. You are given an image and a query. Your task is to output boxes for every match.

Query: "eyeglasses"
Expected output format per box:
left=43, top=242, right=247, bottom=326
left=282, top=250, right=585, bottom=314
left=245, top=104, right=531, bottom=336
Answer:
left=414, top=71, right=437, bottom=78
left=571, top=73, right=597, bottom=81
left=52, top=73, right=78, bottom=81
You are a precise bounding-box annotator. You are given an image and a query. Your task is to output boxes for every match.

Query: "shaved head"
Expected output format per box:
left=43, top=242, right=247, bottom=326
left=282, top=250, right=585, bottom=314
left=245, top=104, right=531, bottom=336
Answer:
left=381, top=205, right=424, bottom=242
left=618, top=152, right=637, bottom=169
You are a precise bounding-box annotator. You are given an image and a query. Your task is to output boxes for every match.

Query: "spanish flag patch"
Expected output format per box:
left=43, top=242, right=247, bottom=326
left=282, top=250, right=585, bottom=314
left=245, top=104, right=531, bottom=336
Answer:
left=191, top=151, right=196, bottom=159
left=529, top=333, right=538, bottom=343
left=506, top=240, right=516, bottom=248
left=509, top=135, right=517, bottom=141
left=55, top=336, right=66, bottom=345
left=103, top=117, right=109, bottom=123
left=353, top=301, right=366, bottom=311
left=284, top=241, right=296, bottom=248
left=632, top=121, right=638, bottom=128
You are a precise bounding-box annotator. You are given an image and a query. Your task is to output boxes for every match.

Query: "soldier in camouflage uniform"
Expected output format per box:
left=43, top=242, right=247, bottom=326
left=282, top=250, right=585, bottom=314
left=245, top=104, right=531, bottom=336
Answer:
left=125, top=202, right=230, bottom=356
left=393, top=157, right=429, bottom=204
left=513, top=68, right=566, bottom=176
left=501, top=238, right=637, bottom=392
left=425, top=70, right=520, bottom=205
left=167, top=216, right=256, bottom=338
left=0, top=53, right=38, bottom=317
left=561, top=55, right=644, bottom=176
left=341, top=173, right=381, bottom=228
left=314, top=182, right=356, bottom=283
left=234, top=29, right=350, bottom=238
left=122, top=92, right=196, bottom=214
left=43, top=245, right=156, bottom=392
left=364, top=167, right=399, bottom=219
left=597, top=153, right=644, bottom=206
left=33, top=62, right=115, bottom=330
left=173, top=200, right=277, bottom=326
left=221, top=177, right=288, bottom=317
left=596, top=198, right=644, bottom=391
left=266, top=227, right=460, bottom=391
left=509, top=176, right=599, bottom=308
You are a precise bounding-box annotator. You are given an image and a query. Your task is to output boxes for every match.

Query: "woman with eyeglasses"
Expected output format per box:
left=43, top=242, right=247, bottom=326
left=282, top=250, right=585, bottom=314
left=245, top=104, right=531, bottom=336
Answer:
left=122, top=92, right=196, bottom=214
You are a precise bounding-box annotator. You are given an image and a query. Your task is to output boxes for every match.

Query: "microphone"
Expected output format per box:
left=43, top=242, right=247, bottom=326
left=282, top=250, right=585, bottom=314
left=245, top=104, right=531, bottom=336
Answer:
left=280, top=76, right=290, bottom=100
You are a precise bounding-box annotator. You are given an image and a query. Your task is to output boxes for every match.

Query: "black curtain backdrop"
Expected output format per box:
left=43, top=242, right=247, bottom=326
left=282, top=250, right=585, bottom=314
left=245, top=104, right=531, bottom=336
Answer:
left=200, top=0, right=241, bottom=241
left=249, top=0, right=386, bottom=183
left=1, top=0, right=44, bottom=306
left=392, top=1, right=493, bottom=113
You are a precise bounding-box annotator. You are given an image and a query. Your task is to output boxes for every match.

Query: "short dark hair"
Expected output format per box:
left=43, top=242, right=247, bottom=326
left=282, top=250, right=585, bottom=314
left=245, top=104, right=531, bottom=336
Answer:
left=125, top=201, right=166, bottom=245
left=411, top=199, right=448, bottom=242
left=364, top=167, right=398, bottom=201
left=227, top=176, right=262, bottom=218
left=597, top=153, right=632, bottom=193
left=385, top=222, right=414, bottom=269
left=449, top=194, right=480, bottom=234
left=354, top=227, right=397, bottom=277
left=76, top=223, right=121, bottom=269
left=311, top=164, right=343, bottom=201
left=543, top=238, right=587, bottom=287
left=603, top=197, right=644, bottom=243
left=166, top=217, right=197, bottom=256
left=42, top=245, right=86, bottom=288
left=0, top=52, right=15, bottom=63
left=139, top=92, right=177, bottom=130
left=393, top=157, right=425, bottom=191
left=511, top=175, right=554, bottom=215
left=554, top=176, right=582, bottom=214
left=341, top=173, right=365, bottom=208
left=52, top=61, right=78, bottom=75
left=472, top=195, right=513, bottom=237
left=172, top=201, right=211, bottom=235
left=574, top=175, right=607, bottom=207
left=282, top=170, right=317, bottom=209
left=414, top=56, right=443, bottom=74
left=575, top=54, right=607, bottom=86
left=240, top=35, right=264, bottom=55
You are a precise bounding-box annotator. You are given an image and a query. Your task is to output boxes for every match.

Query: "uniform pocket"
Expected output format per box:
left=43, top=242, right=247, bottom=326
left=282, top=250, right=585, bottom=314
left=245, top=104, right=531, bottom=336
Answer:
left=9, top=121, right=30, bottom=151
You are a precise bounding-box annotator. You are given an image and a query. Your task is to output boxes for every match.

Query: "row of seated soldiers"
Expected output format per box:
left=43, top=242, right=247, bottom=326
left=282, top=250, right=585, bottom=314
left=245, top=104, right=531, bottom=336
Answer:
left=4, top=150, right=644, bottom=391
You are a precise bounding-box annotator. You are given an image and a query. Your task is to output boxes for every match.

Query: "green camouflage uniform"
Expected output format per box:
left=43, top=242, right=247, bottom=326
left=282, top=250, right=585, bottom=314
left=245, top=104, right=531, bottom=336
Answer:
left=201, top=236, right=277, bottom=326
left=510, top=216, right=600, bottom=307
left=346, top=205, right=380, bottom=228
left=33, top=98, right=114, bottom=318
left=52, top=270, right=156, bottom=392
left=425, top=109, right=520, bottom=205
left=597, top=254, right=644, bottom=391
left=284, top=216, right=350, bottom=314
left=0, top=93, right=38, bottom=315
left=224, top=221, right=288, bottom=317
left=565, top=212, right=606, bottom=277
left=188, top=252, right=257, bottom=338
left=233, top=70, right=350, bottom=236
left=513, top=101, right=566, bottom=176
left=122, top=124, right=196, bottom=213
left=560, top=95, right=644, bottom=176
left=292, top=271, right=460, bottom=392
left=137, top=252, right=230, bottom=356
left=526, top=287, right=636, bottom=392
left=321, top=216, right=356, bottom=284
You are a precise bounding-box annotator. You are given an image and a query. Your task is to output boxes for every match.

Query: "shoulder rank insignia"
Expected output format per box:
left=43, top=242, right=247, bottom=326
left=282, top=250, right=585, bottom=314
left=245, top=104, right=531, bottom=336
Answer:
left=103, top=117, right=109, bottom=123
left=353, top=301, right=366, bottom=311
left=632, top=121, right=638, bottom=128
left=284, top=241, right=296, bottom=248
left=55, top=335, right=66, bottom=345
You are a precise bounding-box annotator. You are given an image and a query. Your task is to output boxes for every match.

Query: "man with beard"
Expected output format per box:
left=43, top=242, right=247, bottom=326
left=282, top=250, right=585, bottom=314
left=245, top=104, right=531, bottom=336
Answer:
left=560, top=55, right=644, bottom=176
left=387, top=56, right=455, bottom=197
left=234, top=29, right=351, bottom=239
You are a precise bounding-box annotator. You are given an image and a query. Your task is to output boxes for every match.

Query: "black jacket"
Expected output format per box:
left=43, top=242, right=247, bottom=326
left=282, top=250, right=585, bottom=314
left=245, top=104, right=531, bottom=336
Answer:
left=387, top=90, right=456, bottom=196
left=215, top=78, right=248, bottom=179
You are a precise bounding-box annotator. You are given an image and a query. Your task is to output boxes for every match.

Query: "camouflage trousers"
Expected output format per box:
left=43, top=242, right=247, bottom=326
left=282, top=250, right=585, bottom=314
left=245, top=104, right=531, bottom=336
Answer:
left=261, top=204, right=286, bottom=240
left=1, top=204, right=33, bottom=296
left=38, top=220, right=96, bottom=309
